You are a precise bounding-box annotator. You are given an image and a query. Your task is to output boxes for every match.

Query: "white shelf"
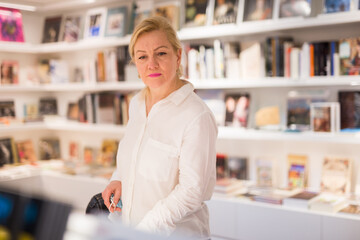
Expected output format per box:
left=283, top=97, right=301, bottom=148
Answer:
left=44, top=121, right=126, bottom=134
left=218, top=127, right=360, bottom=144
left=0, top=82, right=144, bottom=93
left=178, top=11, right=360, bottom=41
left=0, top=36, right=131, bottom=54
left=2, top=123, right=360, bottom=144
left=191, top=76, right=360, bottom=89
left=1, top=76, right=359, bottom=93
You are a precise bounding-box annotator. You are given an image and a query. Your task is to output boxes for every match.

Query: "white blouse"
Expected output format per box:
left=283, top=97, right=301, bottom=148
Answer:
left=110, top=82, right=218, bottom=238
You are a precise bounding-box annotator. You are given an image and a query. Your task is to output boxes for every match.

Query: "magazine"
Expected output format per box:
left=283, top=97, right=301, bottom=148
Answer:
left=279, top=0, right=312, bottom=18
left=213, top=0, right=239, bottom=25
left=0, top=7, right=25, bottom=42
left=184, top=0, right=210, bottom=27
left=42, top=16, right=62, bottom=43
left=62, top=14, right=82, bottom=42
left=243, top=0, right=273, bottom=21
left=224, top=93, right=250, bottom=128
left=105, top=6, right=128, bottom=38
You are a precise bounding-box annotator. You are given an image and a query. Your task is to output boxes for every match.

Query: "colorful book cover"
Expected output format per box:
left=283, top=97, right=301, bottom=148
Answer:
left=105, top=6, right=128, bottom=37
left=279, top=0, right=312, bottom=18
left=287, top=89, right=329, bottom=131
left=38, top=138, right=61, bottom=160
left=224, top=93, right=250, bottom=128
left=39, top=98, right=58, bottom=116
left=0, top=7, right=24, bottom=42
left=324, top=0, right=350, bottom=13
left=256, top=157, right=274, bottom=187
left=227, top=156, right=248, bottom=180
left=154, top=1, right=180, bottom=30
left=0, top=100, right=15, bottom=118
left=338, top=91, right=360, bottom=130
left=16, top=140, right=37, bottom=164
left=213, top=0, right=238, bottom=25
left=62, top=14, right=82, bottom=42
left=99, top=139, right=119, bottom=167
left=1, top=61, right=19, bottom=85
left=84, top=7, right=107, bottom=39
left=288, top=154, right=308, bottom=188
left=216, top=153, right=227, bottom=180
left=339, top=37, right=360, bottom=75
left=42, top=16, right=62, bottom=43
left=310, top=102, right=340, bottom=132
left=243, top=0, right=273, bottom=21
left=184, top=0, right=209, bottom=27
left=0, top=137, right=18, bottom=166
left=321, top=156, right=352, bottom=195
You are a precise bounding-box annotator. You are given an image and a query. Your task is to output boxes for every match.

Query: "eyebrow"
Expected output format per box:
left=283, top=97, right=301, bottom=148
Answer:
left=135, top=45, right=169, bottom=54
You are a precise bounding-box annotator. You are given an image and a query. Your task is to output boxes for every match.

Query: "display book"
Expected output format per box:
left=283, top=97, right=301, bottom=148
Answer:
left=214, top=151, right=359, bottom=215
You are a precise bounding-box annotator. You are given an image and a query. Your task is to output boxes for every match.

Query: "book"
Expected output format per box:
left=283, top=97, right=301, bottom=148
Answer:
left=309, top=193, right=348, bottom=213
left=339, top=204, right=360, bottom=215
left=0, top=137, right=18, bottom=166
left=239, top=41, right=263, bottom=79
left=154, top=1, right=180, bottom=30
left=0, top=7, right=25, bottom=42
left=339, top=37, right=360, bottom=75
left=214, top=178, right=246, bottom=197
left=213, top=0, right=239, bottom=25
left=105, top=6, right=128, bottom=38
left=310, top=102, right=340, bottom=132
left=0, top=100, right=15, bottom=119
left=243, top=0, right=273, bottom=21
left=228, top=156, right=248, bottom=180
left=1, top=61, right=19, bottom=85
left=216, top=153, right=227, bottom=180
left=49, top=59, right=69, bottom=83
left=83, top=7, right=107, bottom=39
left=279, top=0, right=312, bottom=18
left=42, top=16, right=62, bottom=43
left=67, top=102, right=79, bottom=121
left=184, top=0, right=210, bottom=27
left=254, top=105, right=280, bottom=129
left=324, top=0, right=351, bottom=13
left=16, top=140, right=37, bottom=164
left=133, top=0, right=153, bottom=30
left=282, top=191, right=319, bottom=209
left=338, top=91, right=360, bottom=130
left=256, top=157, right=275, bottom=187
left=287, top=89, right=329, bottom=131
left=287, top=154, right=308, bottom=188
left=196, top=89, right=225, bottom=126
left=224, top=93, right=250, bottom=128
left=39, top=98, right=58, bottom=116
left=320, top=156, right=353, bottom=195
left=99, top=139, right=119, bottom=167
left=38, top=138, right=61, bottom=160
left=23, top=103, right=41, bottom=122
left=61, top=14, right=82, bottom=42
left=83, top=146, right=98, bottom=165
left=68, top=141, right=79, bottom=161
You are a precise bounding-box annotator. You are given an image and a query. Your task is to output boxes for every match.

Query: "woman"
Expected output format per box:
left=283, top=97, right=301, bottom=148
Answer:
left=102, top=16, right=218, bottom=238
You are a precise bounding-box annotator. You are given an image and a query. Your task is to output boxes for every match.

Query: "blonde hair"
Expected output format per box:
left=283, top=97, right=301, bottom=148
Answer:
left=129, top=16, right=183, bottom=77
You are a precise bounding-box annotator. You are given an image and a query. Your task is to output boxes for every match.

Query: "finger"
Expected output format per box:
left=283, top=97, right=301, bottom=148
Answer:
left=113, top=190, right=121, bottom=206
left=102, top=190, right=111, bottom=209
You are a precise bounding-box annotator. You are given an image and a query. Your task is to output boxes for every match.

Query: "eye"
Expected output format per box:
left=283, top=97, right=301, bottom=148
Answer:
left=157, top=52, right=167, bottom=56
left=138, top=55, right=146, bottom=60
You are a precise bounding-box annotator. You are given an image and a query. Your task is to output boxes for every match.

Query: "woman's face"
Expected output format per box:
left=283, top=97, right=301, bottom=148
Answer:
left=134, top=30, right=181, bottom=90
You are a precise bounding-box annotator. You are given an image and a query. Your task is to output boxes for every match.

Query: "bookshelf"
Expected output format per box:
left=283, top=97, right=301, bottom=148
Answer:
left=1, top=0, right=360, bottom=239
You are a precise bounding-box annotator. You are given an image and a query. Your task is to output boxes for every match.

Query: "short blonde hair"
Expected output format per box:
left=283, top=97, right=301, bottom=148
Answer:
left=129, top=16, right=183, bottom=76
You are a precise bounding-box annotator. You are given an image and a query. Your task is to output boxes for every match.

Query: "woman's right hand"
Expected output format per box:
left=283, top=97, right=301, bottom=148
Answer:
left=102, top=180, right=122, bottom=213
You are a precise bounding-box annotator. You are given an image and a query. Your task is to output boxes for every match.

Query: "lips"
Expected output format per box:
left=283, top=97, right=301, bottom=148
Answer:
left=148, top=73, right=162, bottom=77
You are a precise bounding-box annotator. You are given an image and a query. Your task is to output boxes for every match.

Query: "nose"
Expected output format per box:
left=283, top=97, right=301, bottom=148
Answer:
left=148, top=55, right=159, bottom=70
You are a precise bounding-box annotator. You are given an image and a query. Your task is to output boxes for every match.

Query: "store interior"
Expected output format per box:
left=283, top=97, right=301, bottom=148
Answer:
left=1, top=0, right=360, bottom=239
